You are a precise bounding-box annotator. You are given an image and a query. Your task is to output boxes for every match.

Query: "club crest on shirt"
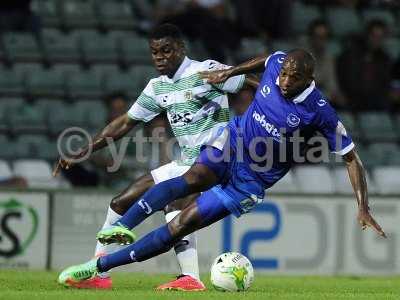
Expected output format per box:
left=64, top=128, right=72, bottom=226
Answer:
left=184, top=90, right=193, bottom=101
left=287, top=113, right=300, bottom=127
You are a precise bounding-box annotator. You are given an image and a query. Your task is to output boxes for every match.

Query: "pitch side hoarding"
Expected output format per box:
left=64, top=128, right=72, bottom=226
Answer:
left=0, top=192, right=49, bottom=269
left=50, top=193, right=399, bottom=275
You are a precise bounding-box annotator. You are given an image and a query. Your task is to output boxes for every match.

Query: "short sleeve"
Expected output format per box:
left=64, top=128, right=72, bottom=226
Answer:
left=313, top=101, right=354, bottom=155
left=205, top=60, right=246, bottom=93
left=127, top=81, right=163, bottom=122
left=265, top=51, right=286, bottom=80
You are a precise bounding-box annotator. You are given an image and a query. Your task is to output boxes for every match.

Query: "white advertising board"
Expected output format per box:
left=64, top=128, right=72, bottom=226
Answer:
left=51, top=192, right=400, bottom=275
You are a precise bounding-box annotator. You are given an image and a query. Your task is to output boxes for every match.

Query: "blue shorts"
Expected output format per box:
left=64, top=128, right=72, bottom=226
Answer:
left=196, top=189, right=231, bottom=227
left=195, top=145, right=264, bottom=218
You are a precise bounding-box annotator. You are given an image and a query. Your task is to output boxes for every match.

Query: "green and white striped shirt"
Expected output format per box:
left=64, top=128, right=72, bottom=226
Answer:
left=128, top=57, right=245, bottom=165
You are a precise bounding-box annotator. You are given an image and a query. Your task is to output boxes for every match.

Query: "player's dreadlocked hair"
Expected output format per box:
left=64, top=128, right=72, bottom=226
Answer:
left=148, top=23, right=184, bottom=42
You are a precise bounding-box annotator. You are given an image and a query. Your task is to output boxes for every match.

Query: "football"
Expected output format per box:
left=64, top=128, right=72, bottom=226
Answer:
left=210, top=252, right=254, bottom=292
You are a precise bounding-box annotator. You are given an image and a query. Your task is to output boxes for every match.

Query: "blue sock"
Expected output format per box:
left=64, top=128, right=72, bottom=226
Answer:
left=97, top=225, right=175, bottom=272
left=116, top=176, right=189, bottom=229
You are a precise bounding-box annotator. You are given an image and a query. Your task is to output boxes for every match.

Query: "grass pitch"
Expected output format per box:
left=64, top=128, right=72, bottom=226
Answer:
left=0, top=270, right=399, bottom=300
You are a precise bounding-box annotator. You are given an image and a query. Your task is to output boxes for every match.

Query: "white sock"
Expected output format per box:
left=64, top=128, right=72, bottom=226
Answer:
left=94, top=206, right=123, bottom=278
left=165, top=210, right=200, bottom=280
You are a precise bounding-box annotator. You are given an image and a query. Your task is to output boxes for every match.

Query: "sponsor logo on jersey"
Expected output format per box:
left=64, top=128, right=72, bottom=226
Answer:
left=252, top=111, right=281, bottom=141
left=170, top=102, right=223, bottom=126
left=317, top=99, right=327, bottom=107
left=191, top=102, right=222, bottom=123
left=260, top=85, right=271, bottom=98
left=170, top=111, right=193, bottom=126
left=286, top=113, right=300, bottom=127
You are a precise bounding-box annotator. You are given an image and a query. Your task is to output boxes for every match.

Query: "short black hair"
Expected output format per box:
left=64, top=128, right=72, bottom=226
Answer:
left=286, top=49, right=316, bottom=76
left=148, top=23, right=183, bottom=42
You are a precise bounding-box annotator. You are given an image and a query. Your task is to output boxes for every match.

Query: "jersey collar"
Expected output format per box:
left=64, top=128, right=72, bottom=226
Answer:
left=275, top=77, right=316, bottom=104
left=172, top=56, right=192, bottom=82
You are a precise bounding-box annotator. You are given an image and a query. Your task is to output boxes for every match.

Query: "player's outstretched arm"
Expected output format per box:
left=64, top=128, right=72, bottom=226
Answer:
left=53, top=113, right=139, bottom=176
left=243, top=74, right=260, bottom=90
left=343, top=149, right=386, bottom=238
left=200, top=54, right=268, bottom=84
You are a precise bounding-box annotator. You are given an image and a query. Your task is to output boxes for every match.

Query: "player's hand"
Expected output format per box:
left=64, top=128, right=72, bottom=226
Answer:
left=199, top=68, right=233, bottom=84
left=52, top=157, right=75, bottom=177
left=357, top=209, right=386, bottom=238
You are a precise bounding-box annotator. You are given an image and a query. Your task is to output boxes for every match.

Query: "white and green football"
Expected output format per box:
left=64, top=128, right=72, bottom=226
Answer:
left=210, top=252, right=254, bottom=292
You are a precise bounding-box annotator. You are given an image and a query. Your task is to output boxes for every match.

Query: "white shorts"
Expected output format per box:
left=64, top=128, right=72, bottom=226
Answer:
left=150, top=161, right=191, bottom=184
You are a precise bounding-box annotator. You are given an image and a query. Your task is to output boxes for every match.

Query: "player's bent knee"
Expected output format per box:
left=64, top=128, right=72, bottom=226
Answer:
left=109, top=196, right=126, bottom=215
left=167, top=217, right=189, bottom=241
left=183, top=165, right=216, bottom=191
left=184, top=169, right=204, bottom=186
left=163, top=193, right=199, bottom=214
left=133, top=174, right=155, bottom=191
left=109, top=174, right=155, bottom=214
left=164, top=203, right=179, bottom=214
left=167, top=204, right=200, bottom=240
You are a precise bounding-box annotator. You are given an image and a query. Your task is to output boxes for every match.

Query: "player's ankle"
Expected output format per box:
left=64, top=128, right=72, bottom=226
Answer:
left=182, top=273, right=200, bottom=280
left=97, top=272, right=110, bottom=278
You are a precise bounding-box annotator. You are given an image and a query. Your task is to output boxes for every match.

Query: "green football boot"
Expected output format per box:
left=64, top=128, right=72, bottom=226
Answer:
left=96, top=223, right=137, bottom=246
left=58, top=258, right=99, bottom=288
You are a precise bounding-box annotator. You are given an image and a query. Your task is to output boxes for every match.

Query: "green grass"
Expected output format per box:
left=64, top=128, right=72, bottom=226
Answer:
left=0, top=271, right=399, bottom=300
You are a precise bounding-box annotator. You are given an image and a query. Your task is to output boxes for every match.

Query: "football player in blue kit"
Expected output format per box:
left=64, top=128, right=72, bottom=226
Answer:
left=58, top=49, right=386, bottom=284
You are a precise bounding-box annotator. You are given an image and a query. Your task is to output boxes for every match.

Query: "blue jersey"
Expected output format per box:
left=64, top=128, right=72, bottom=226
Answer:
left=228, top=51, right=354, bottom=189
